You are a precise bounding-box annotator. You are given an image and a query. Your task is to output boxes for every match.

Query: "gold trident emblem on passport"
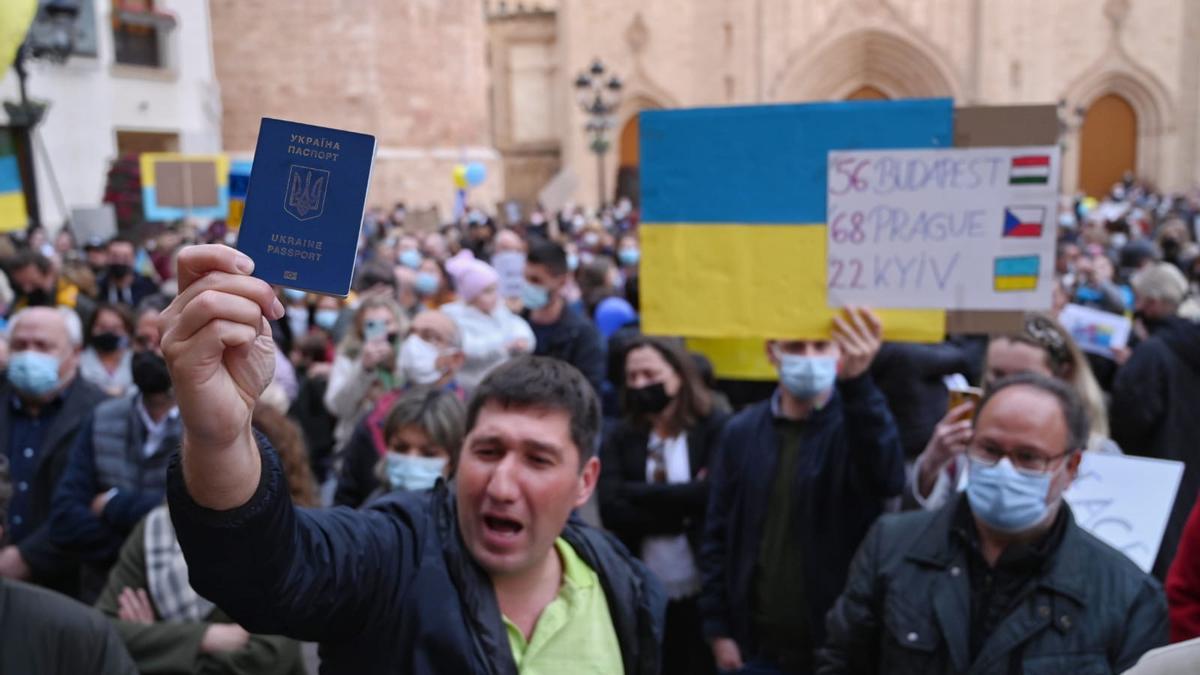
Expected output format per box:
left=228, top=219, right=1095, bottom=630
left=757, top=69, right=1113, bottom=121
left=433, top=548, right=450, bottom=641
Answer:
left=284, top=165, right=329, bottom=221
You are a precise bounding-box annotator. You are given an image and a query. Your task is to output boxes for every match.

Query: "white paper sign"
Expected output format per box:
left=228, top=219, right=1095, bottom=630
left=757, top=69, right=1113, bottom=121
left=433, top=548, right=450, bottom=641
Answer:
left=70, top=204, right=117, bottom=243
left=826, top=146, right=1061, bottom=310
left=538, top=168, right=579, bottom=216
left=1057, top=304, right=1132, bottom=359
left=1064, top=453, right=1184, bottom=573
left=491, top=251, right=527, bottom=299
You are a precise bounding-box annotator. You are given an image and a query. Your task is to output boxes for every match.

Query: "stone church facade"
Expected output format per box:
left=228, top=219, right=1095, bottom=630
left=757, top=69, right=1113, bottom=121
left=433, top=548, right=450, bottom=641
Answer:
left=210, top=1, right=1200, bottom=215
left=490, top=0, right=1200, bottom=209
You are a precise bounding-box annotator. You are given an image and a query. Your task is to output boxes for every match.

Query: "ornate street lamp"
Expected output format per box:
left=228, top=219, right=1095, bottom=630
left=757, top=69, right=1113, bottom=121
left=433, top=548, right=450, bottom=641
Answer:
left=574, top=58, right=622, bottom=209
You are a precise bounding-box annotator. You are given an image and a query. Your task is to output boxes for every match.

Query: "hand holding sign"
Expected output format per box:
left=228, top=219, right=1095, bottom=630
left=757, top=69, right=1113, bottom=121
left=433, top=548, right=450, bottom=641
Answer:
left=832, top=307, right=882, bottom=379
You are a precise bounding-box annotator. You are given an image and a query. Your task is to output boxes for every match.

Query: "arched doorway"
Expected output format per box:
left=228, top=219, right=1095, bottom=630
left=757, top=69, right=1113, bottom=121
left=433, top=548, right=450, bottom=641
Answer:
left=1078, top=93, right=1137, bottom=198
left=845, top=85, right=889, bottom=101
left=616, top=113, right=641, bottom=207
left=769, top=29, right=961, bottom=102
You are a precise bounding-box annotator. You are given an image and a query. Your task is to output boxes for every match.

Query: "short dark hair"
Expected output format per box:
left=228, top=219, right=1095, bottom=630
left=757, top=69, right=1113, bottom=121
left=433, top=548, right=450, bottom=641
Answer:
left=526, top=238, right=568, bottom=277
left=7, top=250, right=51, bottom=275
left=107, top=236, right=136, bottom=250
left=87, top=303, right=136, bottom=341
left=466, top=356, right=601, bottom=465
left=976, top=372, right=1091, bottom=453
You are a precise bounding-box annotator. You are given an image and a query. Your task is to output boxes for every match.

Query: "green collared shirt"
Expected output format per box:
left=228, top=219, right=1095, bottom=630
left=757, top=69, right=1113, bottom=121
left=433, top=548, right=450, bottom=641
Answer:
left=503, top=538, right=624, bottom=674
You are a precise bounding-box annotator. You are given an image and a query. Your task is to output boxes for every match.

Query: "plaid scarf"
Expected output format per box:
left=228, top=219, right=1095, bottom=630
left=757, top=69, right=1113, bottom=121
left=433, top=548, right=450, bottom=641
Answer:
left=145, top=505, right=215, bottom=622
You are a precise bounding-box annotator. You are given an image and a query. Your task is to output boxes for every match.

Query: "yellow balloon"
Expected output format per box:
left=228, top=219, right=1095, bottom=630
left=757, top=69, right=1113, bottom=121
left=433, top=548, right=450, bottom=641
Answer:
left=453, top=164, right=468, bottom=189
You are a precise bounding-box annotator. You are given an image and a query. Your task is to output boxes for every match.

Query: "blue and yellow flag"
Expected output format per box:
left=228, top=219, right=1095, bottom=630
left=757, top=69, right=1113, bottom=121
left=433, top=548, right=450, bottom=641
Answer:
left=0, top=130, right=28, bottom=233
left=639, top=99, right=953, bottom=347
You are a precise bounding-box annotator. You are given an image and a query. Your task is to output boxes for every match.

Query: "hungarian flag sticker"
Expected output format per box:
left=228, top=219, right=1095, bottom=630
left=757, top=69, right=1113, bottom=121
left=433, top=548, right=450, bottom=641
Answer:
left=1009, top=155, right=1051, bottom=185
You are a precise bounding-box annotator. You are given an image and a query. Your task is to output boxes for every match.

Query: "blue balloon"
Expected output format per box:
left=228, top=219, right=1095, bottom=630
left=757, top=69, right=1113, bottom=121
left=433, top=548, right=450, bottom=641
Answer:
left=465, top=162, right=487, bottom=187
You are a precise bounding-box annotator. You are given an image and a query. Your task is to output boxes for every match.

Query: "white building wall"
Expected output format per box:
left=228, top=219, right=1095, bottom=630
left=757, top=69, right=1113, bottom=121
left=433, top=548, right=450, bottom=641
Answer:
left=0, top=0, right=221, bottom=231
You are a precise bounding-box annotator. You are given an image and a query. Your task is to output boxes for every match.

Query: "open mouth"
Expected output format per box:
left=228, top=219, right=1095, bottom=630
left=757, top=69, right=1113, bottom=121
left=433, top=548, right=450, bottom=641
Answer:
left=483, top=515, right=524, bottom=538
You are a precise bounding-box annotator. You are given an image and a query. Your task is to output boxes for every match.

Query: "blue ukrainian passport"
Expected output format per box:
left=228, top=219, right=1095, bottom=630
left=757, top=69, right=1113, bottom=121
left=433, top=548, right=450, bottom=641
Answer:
left=236, top=118, right=376, bottom=296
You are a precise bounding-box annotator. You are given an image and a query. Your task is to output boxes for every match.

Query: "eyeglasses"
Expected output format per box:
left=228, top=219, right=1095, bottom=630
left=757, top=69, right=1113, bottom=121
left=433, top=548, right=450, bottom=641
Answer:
left=966, top=443, right=1074, bottom=474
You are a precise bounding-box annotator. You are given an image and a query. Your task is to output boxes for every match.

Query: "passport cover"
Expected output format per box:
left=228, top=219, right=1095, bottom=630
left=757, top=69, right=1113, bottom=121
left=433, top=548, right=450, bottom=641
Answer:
left=236, top=117, right=376, bottom=296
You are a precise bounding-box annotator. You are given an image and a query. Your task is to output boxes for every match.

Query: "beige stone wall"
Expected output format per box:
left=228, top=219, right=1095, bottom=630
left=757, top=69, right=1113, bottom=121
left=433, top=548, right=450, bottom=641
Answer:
left=506, top=0, right=1200, bottom=207
left=209, top=0, right=502, bottom=217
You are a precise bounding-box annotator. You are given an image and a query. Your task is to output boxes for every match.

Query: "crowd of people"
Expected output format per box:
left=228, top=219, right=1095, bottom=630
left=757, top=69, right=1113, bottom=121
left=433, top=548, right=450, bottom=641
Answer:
left=1, top=178, right=1200, bottom=673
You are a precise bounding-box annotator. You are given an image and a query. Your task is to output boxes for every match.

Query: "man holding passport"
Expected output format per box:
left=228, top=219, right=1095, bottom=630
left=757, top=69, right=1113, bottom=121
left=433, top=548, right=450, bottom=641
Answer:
left=160, top=245, right=665, bottom=673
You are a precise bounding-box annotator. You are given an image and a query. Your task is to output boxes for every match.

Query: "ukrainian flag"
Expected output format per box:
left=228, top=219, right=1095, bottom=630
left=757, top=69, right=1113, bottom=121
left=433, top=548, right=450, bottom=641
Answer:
left=0, top=130, right=28, bottom=233
left=639, top=99, right=953, bottom=345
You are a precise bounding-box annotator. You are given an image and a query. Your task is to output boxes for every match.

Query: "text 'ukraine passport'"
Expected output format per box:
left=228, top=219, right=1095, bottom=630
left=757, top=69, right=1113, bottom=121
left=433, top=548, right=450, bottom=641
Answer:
left=236, top=117, right=376, bottom=297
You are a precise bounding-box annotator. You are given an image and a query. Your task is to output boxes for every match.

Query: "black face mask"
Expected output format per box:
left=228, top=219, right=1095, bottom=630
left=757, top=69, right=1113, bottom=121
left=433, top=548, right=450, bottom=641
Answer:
left=108, top=263, right=132, bottom=278
left=625, top=382, right=673, bottom=416
left=22, top=287, right=52, bottom=307
left=91, top=332, right=126, bottom=354
left=132, top=351, right=172, bottom=395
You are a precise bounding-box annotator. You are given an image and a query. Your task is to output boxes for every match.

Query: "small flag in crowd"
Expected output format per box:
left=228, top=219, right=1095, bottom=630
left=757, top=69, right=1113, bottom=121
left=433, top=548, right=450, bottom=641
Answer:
left=1009, top=155, right=1051, bottom=185
left=993, top=255, right=1040, bottom=292
left=1002, top=206, right=1045, bottom=238
left=0, top=130, right=27, bottom=233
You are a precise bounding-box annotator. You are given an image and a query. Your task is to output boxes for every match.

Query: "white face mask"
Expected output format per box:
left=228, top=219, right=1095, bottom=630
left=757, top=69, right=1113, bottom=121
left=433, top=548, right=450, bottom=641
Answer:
left=398, top=335, right=445, bottom=385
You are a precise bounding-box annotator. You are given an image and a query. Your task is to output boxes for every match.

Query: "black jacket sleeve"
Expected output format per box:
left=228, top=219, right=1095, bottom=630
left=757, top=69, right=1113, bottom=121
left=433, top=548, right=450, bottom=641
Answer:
left=598, top=428, right=706, bottom=542
left=698, top=423, right=737, bottom=641
left=167, top=437, right=418, bottom=642
left=839, top=375, right=906, bottom=498
left=332, top=421, right=382, bottom=508
left=1110, top=343, right=1168, bottom=456
left=815, top=519, right=885, bottom=675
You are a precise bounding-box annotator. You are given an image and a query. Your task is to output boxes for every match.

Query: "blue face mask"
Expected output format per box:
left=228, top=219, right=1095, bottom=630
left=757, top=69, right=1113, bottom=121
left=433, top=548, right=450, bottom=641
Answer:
left=521, top=281, right=551, bottom=311
left=414, top=272, right=440, bottom=297
left=567, top=253, right=580, bottom=272
left=618, top=249, right=640, bottom=267
left=398, top=249, right=422, bottom=270
left=966, top=456, right=1054, bottom=533
left=282, top=288, right=307, bottom=303
left=385, top=453, right=447, bottom=492
left=776, top=353, right=838, bottom=399
left=8, top=350, right=61, bottom=397
left=314, top=308, right=340, bottom=330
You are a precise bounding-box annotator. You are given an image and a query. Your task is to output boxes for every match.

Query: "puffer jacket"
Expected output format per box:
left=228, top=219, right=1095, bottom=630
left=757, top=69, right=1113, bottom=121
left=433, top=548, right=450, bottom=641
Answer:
left=817, top=496, right=1167, bottom=674
left=167, top=438, right=666, bottom=674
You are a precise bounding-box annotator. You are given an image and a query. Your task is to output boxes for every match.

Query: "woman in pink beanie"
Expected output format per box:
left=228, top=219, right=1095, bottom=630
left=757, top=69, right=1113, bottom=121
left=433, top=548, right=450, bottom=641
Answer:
left=442, top=252, right=536, bottom=392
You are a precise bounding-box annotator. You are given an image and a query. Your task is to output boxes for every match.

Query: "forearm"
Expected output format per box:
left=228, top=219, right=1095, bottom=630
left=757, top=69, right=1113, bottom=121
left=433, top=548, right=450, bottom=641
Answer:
left=113, top=619, right=207, bottom=674
left=199, top=634, right=303, bottom=675
left=840, top=375, right=905, bottom=496
left=181, top=426, right=261, bottom=511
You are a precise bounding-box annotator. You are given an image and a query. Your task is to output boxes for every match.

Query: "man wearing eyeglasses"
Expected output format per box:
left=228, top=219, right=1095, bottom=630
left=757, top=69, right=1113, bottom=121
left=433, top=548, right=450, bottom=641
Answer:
left=818, top=373, right=1166, bottom=674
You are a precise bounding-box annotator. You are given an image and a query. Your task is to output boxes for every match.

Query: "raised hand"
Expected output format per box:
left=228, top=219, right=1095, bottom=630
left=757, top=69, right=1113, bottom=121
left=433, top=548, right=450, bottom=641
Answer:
left=159, top=245, right=284, bottom=508
left=832, top=306, right=883, bottom=380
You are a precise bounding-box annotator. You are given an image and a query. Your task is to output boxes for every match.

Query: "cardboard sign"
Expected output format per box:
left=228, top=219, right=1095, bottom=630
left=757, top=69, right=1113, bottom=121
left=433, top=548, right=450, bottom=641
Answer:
left=140, top=153, right=231, bottom=221
left=826, top=146, right=1061, bottom=311
left=1064, top=453, right=1184, bottom=573
left=1057, top=304, right=1132, bottom=359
